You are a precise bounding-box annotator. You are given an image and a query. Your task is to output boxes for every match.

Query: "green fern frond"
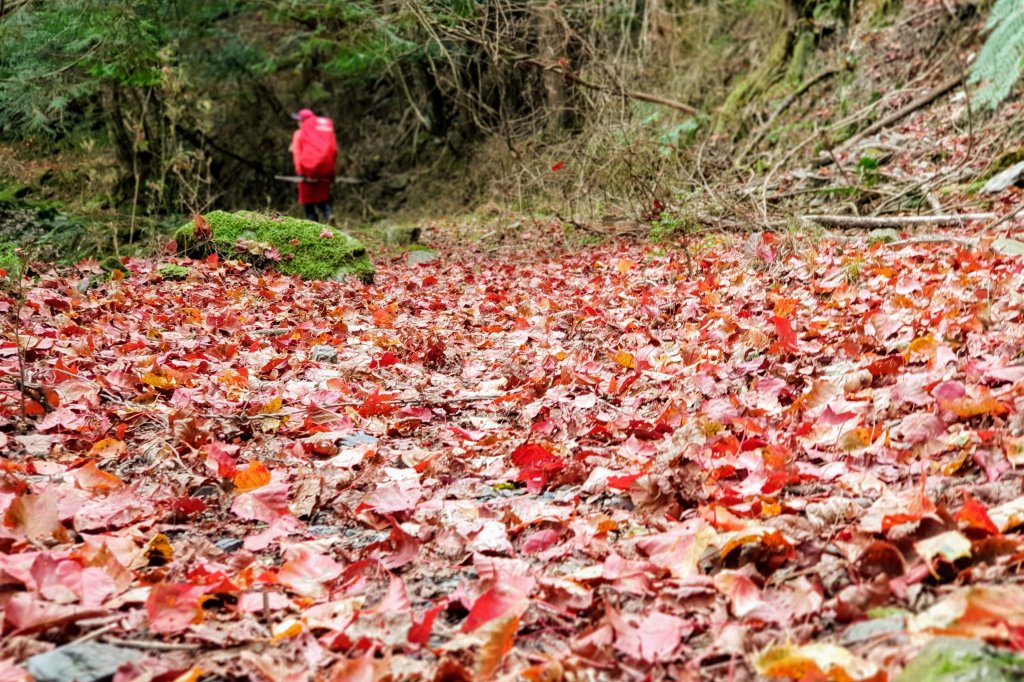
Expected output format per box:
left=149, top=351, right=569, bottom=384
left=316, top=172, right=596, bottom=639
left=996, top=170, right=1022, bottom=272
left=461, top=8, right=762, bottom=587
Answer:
left=970, top=0, right=1024, bottom=109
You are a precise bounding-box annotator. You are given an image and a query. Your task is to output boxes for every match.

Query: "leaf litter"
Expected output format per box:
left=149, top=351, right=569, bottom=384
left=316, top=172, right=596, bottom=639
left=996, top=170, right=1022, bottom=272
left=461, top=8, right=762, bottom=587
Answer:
left=3, top=229, right=1024, bottom=680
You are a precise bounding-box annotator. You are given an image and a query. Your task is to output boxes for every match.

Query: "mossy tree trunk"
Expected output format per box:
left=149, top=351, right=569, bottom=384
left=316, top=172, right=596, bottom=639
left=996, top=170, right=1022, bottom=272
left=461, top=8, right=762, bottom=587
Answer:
left=714, top=0, right=852, bottom=137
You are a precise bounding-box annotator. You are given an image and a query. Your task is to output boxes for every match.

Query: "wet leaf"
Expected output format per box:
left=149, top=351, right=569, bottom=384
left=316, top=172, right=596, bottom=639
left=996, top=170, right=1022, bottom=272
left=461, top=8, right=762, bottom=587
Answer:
left=755, top=642, right=885, bottom=681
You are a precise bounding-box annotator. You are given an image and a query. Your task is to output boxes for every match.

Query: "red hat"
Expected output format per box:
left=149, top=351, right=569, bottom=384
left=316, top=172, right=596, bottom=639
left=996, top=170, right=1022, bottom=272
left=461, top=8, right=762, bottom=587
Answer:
left=292, top=108, right=314, bottom=121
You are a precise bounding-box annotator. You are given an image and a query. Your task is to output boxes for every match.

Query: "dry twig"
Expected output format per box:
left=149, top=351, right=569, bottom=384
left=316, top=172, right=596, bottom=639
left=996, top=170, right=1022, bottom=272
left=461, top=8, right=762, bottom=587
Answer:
left=801, top=213, right=994, bottom=229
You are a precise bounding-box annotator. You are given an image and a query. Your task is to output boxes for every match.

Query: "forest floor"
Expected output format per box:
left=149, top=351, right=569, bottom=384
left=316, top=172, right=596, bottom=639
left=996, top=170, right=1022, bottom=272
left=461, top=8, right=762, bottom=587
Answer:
left=4, top=203, right=1024, bottom=681
left=8, top=5, right=1024, bottom=681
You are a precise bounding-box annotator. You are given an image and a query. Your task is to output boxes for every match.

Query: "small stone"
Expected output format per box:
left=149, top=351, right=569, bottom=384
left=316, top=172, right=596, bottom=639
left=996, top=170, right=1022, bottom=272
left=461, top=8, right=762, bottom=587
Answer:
left=339, top=432, right=377, bottom=446
left=215, top=537, right=244, bottom=552
left=26, top=642, right=143, bottom=682
left=310, top=345, right=338, bottom=363
left=407, top=249, right=439, bottom=265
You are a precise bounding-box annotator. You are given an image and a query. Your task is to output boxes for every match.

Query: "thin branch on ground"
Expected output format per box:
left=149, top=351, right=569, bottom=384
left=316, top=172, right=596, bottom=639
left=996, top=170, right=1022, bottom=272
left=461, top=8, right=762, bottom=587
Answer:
left=801, top=213, right=995, bottom=229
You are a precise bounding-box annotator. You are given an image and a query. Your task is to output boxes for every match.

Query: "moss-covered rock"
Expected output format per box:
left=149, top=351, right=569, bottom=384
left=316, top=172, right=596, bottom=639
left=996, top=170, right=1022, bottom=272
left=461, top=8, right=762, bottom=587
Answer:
left=158, top=264, right=191, bottom=280
left=867, top=228, right=899, bottom=244
left=896, top=637, right=1024, bottom=682
left=174, top=211, right=375, bottom=283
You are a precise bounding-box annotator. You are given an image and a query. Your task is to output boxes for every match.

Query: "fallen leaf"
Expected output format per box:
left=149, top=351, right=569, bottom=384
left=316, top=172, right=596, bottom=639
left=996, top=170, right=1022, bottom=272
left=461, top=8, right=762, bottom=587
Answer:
left=755, top=642, right=884, bottom=681
left=233, top=461, right=271, bottom=491
left=146, top=583, right=208, bottom=634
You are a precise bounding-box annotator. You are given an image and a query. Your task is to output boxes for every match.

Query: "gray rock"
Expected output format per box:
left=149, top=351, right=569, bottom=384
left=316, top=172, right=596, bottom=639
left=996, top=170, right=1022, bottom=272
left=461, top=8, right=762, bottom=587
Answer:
left=841, top=614, right=904, bottom=644
left=993, top=237, right=1024, bottom=256
left=407, top=249, right=439, bottom=265
left=310, top=344, right=338, bottom=363
left=215, top=537, right=243, bottom=552
left=385, top=225, right=421, bottom=245
left=26, top=642, right=143, bottom=682
left=982, top=160, right=1024, bottom=194
left=339, top=431, right=377, bottom=446
left=866, top=228, right=899, bottom=244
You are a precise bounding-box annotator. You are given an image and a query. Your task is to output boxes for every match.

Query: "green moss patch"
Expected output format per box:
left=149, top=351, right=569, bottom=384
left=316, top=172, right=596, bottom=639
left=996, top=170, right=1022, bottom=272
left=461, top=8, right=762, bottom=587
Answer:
left=0, top=242, right=19, bottom=280
left=158, top=264, right=191, bottom=280
left=897, top=637, right=1024, bottom=682
left=173, top=211, right=375, bottom=283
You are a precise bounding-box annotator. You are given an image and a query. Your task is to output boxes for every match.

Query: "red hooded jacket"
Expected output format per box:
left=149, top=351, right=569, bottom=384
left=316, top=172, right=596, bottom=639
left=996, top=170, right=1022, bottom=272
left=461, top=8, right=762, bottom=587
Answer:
left=291, top=115, right=337, bottom=204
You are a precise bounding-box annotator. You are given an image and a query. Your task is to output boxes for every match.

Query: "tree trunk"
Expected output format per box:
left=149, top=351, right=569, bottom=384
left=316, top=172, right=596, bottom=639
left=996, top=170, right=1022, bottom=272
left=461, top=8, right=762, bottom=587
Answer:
left=537, top=0, right=567, bottom=132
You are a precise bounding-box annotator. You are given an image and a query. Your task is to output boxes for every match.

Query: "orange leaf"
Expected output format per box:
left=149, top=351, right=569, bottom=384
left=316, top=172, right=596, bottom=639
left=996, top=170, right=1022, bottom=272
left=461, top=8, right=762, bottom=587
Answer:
left=837, top=427, right=872, bottom=452
left=613, top=350, right=636, bottom=369
left=74, top=461, right=124, bottom=491
left=475, top=615, right=519, bottom=680
left=142, top=370, right=175, bottom=390
left=957, top=494, right=1000, bottom=535
left=755, top=643, right=884, bottom=682
left=260, top=396, right=283, bottom=414
left=234, top=461, right=271, bottom=491
left=907, top=334, right=937, bottom=358
left=790, top=379, right=837, bottom=414
left=171, top=668, right=204, bottom=682
left=942, top=395, right=1008, bottom=419
left=145, top=533, right=174, bottom=566
left=88, top=437, right=127, bottom=459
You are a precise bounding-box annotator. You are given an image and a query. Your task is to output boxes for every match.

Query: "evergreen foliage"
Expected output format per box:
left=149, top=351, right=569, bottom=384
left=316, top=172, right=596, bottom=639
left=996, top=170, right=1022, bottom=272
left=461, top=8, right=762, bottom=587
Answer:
left=969, top=0, right=1024, bottom=108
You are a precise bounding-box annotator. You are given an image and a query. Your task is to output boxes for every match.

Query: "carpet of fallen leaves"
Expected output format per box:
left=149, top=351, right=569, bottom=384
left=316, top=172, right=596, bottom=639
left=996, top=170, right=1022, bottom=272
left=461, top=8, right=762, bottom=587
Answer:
left=4, top=225, right=1024, bottom=682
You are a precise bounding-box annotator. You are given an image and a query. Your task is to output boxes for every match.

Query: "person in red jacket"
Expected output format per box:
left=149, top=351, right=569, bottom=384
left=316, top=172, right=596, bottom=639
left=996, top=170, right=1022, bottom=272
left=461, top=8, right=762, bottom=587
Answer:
left=290, top=108, right=338, bottom=223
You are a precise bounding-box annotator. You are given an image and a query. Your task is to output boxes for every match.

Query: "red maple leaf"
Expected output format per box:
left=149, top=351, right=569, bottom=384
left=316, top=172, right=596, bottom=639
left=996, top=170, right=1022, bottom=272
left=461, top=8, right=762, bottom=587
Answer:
left=358, top=388, right=397, bottom=418
left=511, top=443, right=565, bottom=493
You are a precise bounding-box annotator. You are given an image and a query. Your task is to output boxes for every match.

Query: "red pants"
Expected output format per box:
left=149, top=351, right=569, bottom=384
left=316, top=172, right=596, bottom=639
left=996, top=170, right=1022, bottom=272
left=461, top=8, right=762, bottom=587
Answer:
left=297, top=178, right=332, bottom=204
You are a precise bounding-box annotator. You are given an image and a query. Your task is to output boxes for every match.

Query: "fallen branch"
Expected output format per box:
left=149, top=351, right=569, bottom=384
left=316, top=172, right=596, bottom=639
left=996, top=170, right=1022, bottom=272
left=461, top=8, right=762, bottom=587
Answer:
left=801, top=213, right=994, bottom=229
left=847, top=76, right=960, bottom=146
left=980, top=201, right=1024, bottom=235
left=101, top=637, right=201, bottom=651
left=815, top=75, right=962, bottom=167
left=887, top=236, right=978, bottom=247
